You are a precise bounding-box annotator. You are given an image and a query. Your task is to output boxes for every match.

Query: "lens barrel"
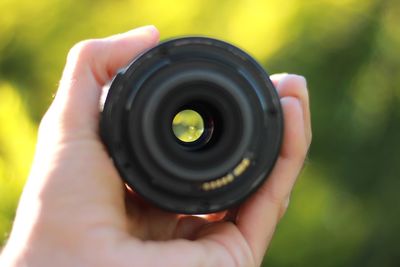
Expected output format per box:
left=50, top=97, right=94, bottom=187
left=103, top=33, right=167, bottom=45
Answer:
left=100, top=37, right=283, bottom=214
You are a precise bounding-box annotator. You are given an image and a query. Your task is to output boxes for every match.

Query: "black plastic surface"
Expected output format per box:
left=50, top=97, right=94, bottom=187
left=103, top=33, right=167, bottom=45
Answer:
left=100, top=37, right=283, bottom=214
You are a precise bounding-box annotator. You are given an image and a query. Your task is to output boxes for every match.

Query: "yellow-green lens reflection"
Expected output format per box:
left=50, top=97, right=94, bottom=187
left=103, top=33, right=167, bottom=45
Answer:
left=172, top=110, right=204, bottom=143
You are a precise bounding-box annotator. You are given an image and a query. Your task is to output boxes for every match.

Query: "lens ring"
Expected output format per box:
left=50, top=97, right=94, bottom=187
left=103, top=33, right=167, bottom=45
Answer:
left=136, top=68, right=253, bottom=182
left=100, top=37, right=283, bottom=214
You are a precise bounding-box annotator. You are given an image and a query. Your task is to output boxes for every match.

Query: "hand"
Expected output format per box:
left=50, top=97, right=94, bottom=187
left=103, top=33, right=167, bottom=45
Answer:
left=0, top=26, right=311, bottom=267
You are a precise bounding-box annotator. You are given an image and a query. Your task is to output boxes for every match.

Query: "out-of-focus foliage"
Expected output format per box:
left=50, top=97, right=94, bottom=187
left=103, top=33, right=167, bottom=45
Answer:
left=0, top=0, right=399, bottom=266
left=0, top=83, right=36, bottom=243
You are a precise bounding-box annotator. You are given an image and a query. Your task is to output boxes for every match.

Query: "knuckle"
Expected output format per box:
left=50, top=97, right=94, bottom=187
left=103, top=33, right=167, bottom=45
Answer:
left=261, top=186, right=287, bottom=212
left=67, top=39, right=102, bottom=62
left=261, top=186, right=292, bottom=221
left=295, top=145, right=309, bottom=164
left=278, top=197, right=290, bottom=219
left=300, top=140, right=310, bottom=158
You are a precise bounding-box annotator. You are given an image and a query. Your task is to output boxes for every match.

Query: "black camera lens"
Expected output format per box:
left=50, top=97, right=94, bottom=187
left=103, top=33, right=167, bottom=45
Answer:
left=100, top=37, right=283, bottom=214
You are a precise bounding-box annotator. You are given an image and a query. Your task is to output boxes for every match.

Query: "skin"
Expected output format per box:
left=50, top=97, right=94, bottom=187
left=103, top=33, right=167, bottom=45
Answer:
left=0, top=25, right=311, bottom=267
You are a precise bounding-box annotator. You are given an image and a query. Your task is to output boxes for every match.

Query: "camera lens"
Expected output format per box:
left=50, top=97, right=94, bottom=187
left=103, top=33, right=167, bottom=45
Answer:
left=100, top=37, right=283, bottom=214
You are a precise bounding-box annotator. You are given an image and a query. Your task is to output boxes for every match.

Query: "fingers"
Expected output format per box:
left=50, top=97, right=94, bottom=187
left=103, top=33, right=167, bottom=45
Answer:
left=234, top=74, right=310, bottom=264
left=271, top=73, right=312, bottom=146
left=47, top=26, right=159, bottom=138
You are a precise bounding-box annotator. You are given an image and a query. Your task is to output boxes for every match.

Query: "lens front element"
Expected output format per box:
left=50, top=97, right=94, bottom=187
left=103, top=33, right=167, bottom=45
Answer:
left=172, top=109, right=204, bottom=143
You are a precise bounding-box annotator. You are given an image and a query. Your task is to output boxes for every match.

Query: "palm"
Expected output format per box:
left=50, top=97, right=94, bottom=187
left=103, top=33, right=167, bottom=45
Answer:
left=36, top=139, right=252, bottom=266
left=32, top=137, right=250, bottom=263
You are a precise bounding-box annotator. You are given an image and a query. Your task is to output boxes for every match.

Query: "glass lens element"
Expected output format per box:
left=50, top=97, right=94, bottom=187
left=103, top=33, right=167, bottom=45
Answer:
left=172, top=109, right=204, bottom=143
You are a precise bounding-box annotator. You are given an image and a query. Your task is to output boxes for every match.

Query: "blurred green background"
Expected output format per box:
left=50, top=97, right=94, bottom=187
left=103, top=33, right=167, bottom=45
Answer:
left=1, top=0, right=399, bottom=266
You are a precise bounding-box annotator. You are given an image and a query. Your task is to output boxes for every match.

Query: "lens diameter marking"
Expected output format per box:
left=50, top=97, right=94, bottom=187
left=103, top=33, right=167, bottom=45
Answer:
left=201, top=158, right=251, bottom=191
left=233, top=158, right=250, bottom=176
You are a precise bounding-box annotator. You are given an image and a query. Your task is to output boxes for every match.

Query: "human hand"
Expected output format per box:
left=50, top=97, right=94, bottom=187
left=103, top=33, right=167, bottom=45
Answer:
left=0, top=26, right=311, bottom=267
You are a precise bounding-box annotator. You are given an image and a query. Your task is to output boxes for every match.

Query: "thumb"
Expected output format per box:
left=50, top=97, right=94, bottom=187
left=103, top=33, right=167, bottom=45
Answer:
left=46, top=26, right=159, bottom=140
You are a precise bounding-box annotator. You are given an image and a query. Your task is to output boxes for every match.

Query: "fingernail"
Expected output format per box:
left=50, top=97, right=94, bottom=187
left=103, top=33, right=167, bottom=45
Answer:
left=279, top=196, right=291, bottom=219
left=137, top=25, right=159, bottom=39
left=286, top=74, right=307, bottom=87
left=270, top=73, right=288, bottom=80
left=277, top=74, right=307, bottom=92
left=292, top=74, right=307, bottom=88
left=284, top=196, right=290, bottom=209
left=270, top=73, right=288, bottom=87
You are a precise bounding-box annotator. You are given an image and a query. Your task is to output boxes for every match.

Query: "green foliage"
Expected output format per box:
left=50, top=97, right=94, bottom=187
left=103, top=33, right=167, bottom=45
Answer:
left=0, top=83, right=36, bottom=244
left=0, top=0, right=399, bottom=265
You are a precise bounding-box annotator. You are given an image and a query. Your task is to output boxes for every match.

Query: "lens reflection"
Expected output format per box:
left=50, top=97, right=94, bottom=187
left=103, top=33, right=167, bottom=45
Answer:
left=172, top=109, right=204, bottom=143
